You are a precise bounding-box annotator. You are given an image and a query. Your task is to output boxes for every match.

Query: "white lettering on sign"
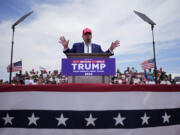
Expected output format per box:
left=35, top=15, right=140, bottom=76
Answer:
left=71, top=63, right=106, bottom=70
left=79, top=64, right=84, bottom=70
left=92, top=64, right=99, bottom=70
left=72, top=64, right=77, bottom=70
left=85, top=64, right=91, bottom=70
left=100, top=64, right=106, bottom=70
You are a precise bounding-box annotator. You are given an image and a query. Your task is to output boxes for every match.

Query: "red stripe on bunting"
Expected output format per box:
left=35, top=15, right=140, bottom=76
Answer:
left=0, top=84, right=180, bottom=92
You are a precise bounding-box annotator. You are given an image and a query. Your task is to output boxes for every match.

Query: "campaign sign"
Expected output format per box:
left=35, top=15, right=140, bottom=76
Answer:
left=61, top=58, right=115, bottom=76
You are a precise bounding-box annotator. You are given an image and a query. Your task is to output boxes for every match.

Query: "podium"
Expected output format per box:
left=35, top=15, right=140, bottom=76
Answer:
left=65, top=53, right=113, bottom=84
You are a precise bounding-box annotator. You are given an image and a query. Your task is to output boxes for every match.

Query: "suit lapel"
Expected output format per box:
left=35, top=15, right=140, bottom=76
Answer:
left=81, top=42, right=84, bottom=53
left=92, top=44, right=96, bottom=53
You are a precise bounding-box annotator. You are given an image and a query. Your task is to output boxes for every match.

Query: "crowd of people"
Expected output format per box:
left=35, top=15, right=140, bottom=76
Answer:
left=0, top=69, right=68, bottom=85
left=112, top=67, right=176, bottom=84
left=0, top=67, right=179, bottom=85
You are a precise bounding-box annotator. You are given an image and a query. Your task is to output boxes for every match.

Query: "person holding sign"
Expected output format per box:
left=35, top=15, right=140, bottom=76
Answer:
left=59, top=28, right=120, bottom=55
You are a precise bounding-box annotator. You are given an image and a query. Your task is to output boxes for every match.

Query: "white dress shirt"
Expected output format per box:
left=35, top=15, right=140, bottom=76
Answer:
left=84, top=42, right=92, bottom=53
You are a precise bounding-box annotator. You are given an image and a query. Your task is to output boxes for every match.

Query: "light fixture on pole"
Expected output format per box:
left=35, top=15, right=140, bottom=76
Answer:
left=9, top=11, right=33, bottom=84
left=134, top=10, right=158, bottom=84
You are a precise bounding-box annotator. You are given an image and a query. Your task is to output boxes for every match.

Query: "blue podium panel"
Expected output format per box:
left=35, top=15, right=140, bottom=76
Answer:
left=62, top=58, right=115, bottom=76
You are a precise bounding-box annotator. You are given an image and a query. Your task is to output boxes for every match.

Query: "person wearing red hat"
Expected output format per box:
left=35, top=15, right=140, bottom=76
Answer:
left=59, top=28, right=120, bottom=55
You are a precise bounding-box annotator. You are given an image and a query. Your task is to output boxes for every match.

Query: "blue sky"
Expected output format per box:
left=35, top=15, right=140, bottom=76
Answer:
left=0, top=0, right=30, bottom=21
left=0, top=0, right=180, bottom=81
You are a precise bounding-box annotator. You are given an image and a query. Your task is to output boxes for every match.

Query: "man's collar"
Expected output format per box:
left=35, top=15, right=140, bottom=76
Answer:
left=83, top=42, right=92, bottom=46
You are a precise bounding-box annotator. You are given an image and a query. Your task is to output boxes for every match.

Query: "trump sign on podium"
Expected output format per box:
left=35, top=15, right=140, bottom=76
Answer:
left=61, top=58, right=115, bottom=76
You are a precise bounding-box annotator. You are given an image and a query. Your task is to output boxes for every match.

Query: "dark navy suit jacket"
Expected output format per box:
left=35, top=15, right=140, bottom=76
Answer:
left=63, top=42, right=113, bottom=55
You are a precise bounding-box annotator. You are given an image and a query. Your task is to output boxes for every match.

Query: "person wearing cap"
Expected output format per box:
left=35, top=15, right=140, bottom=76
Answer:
left=59, top=28, right=120, bottom=55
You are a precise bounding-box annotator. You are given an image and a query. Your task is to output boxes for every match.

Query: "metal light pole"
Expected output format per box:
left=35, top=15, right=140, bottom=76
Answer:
left=134, top=10, right=158, bottom=84
left=9, top=11, right=33, bottom=84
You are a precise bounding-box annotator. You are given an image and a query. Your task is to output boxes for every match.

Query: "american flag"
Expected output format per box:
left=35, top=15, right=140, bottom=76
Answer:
left=7, top=61, right=22, bottom=72
left=141, top=59, right=155, bottom=70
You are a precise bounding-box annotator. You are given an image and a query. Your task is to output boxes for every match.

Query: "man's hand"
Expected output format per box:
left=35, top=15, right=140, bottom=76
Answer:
left=109, top=40, right=120, bottom=52
left=59, top=36, right=69, bottom=49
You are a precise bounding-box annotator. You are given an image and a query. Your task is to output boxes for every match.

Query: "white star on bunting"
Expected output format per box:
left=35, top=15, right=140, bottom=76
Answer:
left=113, top=113, right=126, bottom=126
left=28, top=113, right=40, bottom=126
left=56, top=113, right=69, bottom=126
left=85, top=113, right=97, bottom=126
left=2, top=113, right=14, bottom=125
left=141, top=113, right=150, bottom=125
left=162, top=112, right=171, bottom=124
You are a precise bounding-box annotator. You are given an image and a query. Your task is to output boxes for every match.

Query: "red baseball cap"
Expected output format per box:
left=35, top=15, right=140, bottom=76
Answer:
left=82, top=28, right=92, bottom=35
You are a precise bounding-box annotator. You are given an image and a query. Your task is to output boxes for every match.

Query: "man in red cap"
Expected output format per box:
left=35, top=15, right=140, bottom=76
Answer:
left=59, top=28, right=120, bottom=55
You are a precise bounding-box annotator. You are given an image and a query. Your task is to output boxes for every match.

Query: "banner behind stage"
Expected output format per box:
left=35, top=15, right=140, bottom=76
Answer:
left=0, top=84, right=180, bottom=135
